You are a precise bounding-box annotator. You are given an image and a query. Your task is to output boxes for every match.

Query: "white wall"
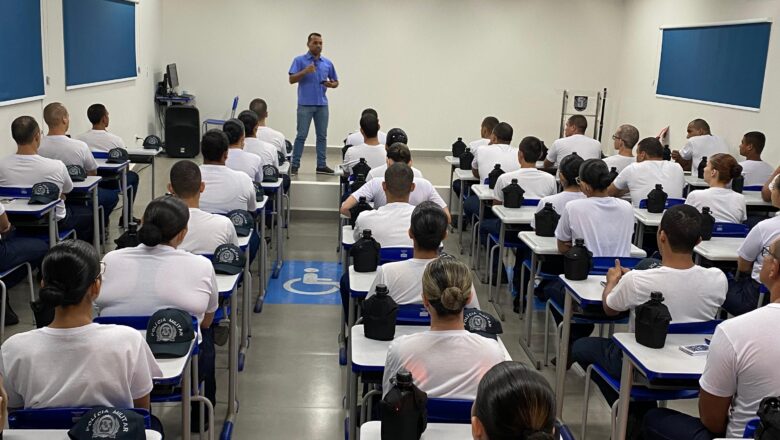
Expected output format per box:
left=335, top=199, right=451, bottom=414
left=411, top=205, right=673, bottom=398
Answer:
left=160, top=0, right=625, bottom=150
left=615, top=0, right=780, bottom=164
left=0, top=0, right=163, bottom=157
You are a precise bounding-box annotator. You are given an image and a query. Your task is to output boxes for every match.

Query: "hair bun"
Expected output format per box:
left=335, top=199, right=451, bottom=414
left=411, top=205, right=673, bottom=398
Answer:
left=440, top=286, right=466, bottom=310
left=138, top=223, right=163, bottom=246
left=38, top=285, right=67, bottom=308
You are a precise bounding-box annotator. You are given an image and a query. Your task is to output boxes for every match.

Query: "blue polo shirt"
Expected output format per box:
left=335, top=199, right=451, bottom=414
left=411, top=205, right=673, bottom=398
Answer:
left=289, top=53, right=338, bottom=106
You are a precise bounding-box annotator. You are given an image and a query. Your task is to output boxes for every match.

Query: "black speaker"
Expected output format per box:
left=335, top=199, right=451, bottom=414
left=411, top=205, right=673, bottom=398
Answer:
left=165, top=105, right=200, bottom=158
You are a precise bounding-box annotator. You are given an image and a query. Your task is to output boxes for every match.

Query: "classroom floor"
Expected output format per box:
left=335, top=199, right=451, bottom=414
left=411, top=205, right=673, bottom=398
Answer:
left=3, top=148, right=697, bottom=439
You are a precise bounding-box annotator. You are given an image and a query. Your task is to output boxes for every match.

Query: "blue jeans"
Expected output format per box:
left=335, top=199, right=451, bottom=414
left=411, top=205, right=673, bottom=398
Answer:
left=722, top=276, right=761, bottom=316
left=0, top=231, right=48, bottom=288
left=292, top=105, right=329, bottom=168
left=642, top=408, right=720, bottom=440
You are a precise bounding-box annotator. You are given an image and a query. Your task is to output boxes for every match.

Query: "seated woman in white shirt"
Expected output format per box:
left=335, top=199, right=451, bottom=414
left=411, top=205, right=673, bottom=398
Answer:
left=382, top=256, right=505, bottom=400
left=472, top=361, right=556, bottom=440
left=0, top=241, right=161, bottom=414
left=685, top=153, right=747, bottom=224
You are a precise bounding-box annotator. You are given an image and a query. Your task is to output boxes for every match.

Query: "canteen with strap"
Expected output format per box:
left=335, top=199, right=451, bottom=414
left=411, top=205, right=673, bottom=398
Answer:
left=349, top=197, right=373, bottom=228
left=380, top=369, right=428, bottom=440
left=351, top=229, right=381, bottom=272
left=451, top=137, right=467, bottom=158
left=487, top=164, right=504, bottom=189
left=608, top=167, right=619, bottom=184
left=459, top=148, right=474, bottom=170
left=700, top=207, right=715, bottom=241
left=634, top=291, right=672, bottom=349
left=353, top=158, right=371, bottom=177
left=646, top=184, right=668, bottom=214
left=756, top=396, right=780, bottom=440
left=697, top=156, right=708, bottom=179
left=534, top=203, right=560, bottom=237
left=564, top=238, right=592, bottom=281
left=732, top=174, right=744, bottom=193
left=362, top=284, right=398, bottom=341
left=662, top=144, right=672, bottom=161
left=350, top=173, right=367, bottom=193
left=502, top=179, right=525, bottom=208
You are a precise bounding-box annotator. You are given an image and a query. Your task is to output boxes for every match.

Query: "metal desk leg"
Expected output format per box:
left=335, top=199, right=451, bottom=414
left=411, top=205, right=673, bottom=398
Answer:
left=254, top=212, right=267, bottom=312
left=520, top=253, right=542, bottom=369
left=151, top=155, right=156, bottom=199
left=613, top=356, right=634, bottom=440
left=491, top=222, right=506, bottom=321
left=91, top=187, right=100, bottom=253
left=274, top=190, right=284, bottom=277
left=221, top=285, right=239, bottom=438
left=447, top=167, right=455, bottom=231
left=239, top=244, right=251, bottom=369
left=474, top=202, right=485, bottom=281
left=48, top=211, right=57, bottom=247
left=637, top=223, right=645, bottom=249
left=347, top=339, right=358, bottom=440
left=181, top=358, right=192, bottom=440
left=554, top=289, right=574, bottom=419
left=457, top=183, right=466, bottom=254
left=120, top=167, right=131, bottom=226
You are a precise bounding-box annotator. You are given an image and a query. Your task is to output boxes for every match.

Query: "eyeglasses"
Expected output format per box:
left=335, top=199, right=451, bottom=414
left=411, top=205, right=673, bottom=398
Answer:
left=612, top=135, right=621, bottom=141
left=575, top=177, right=582, bottom=185
left=761, top=246, right=773, bottom=259
left=96, top=261, right=106, bottom=280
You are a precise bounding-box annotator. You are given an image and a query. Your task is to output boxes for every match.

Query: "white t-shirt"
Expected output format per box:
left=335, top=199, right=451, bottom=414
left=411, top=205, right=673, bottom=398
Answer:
left=367, top=258, right=480, bottom=309
left=98, top=244, right=219, bottom=326
left=0, top=154, right=73, bottom=220
left=226, top=148, right=264, bottom=183
left=75, top=129, right=126, bottom=152
left=547, top=134, right=602, bottom=165
left=244, top=137, right=279, bottom=168
left=383, top=330, right=506, bottom=399
left=532, top=191, right=586, bottom=229
left=367, top=164, right=423, bottom=181
left=350, top=177, right=446, bottom=210
left=199, top=164, right=257, bottom=214
left=679, top=135, right=730, bottom=170
left=740, top=160, right=774, bottom=187
left=178, top=208, right=239, bottom=255
left=344, top=144, right=387, bottom=172
left=353, top=202, right=415, bottom=247
left=256, top=126, right=287, bottom=155
left=699, top=303, right=780, bottom=438
left=467, top=138, right=490, bottom=155
left=493, top=168, right=557, bottom=202
left=685, top=187, right=747, bottom=224
left=613, top=160, right=686, bottom=207
left=0, top=323, right=161, bottom=409
left=603, top=154, right=636, bottom=173
left=345, top=130, right=387, bottom=147
left=737, top=215, right=780, bottom=282
left=38, top=135, right=98, bottom=172
left=471, top=144, right=520, bottom=182
left=555, top=197, right=634, bottom=257
left=606, top=265, right=726, bottom=331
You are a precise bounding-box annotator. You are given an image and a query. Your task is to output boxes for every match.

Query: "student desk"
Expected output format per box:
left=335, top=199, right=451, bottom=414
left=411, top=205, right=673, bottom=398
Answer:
left=70, top=176, right=102, bottom=252
left=126, top=148, right=162, bottom=198
left=488, top=205, right=536, bottom=320
left=253, top=196, right=269, bottom=313
left=1, top=197, right=59, bottom=246
left=684, top=175, right=708, bottom=188
left=612, top=332, right=710, bottom=440
left=469, top=184, right=495, bottom=276
left=215, top=273, right=241, bottom=438
left=453, top=169, right=479, bottom=247
left=347, top=265, right=377, bottom=328
left=360, top=421, right=471, bottom=439
left=3, top=431, right=162, bottom=440
left=694, top=237, right=743, bottom=264
left=517, top=233, right=646, bottom=370
left=633, top=208, right=663, bottom=248
left=263, top=178, right=285, bottom=278
left=445, top=156, right=459, bottom=220
left=744, top=190, right=773, bottom=208
left=341, top=224, right=356, bottom=269
left=95, top=158, right=131, bottom=226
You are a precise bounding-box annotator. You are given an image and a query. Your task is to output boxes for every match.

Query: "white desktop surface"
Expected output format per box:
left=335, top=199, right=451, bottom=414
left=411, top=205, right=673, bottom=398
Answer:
left=470, top=184, right=494, bottom=200
left=633, top=208, right=664, bottom=227
left=360, top=421, right=471, bottom=439
left=518, top=232, right=646, bottom=258
left=693, top=237, right=743, bottom=262
left=70, top=176, right=102, bottom=190
left=453, top=169, right=478, bottom=181
left=559, top=275, right=607, bottom=304
left=215, top=273, right=240, bottom=295
left=613, top=333, right=710, bottom=378
left=491, top=205, right=535, bottom=224
left=348, top=265, right=377, bottom=294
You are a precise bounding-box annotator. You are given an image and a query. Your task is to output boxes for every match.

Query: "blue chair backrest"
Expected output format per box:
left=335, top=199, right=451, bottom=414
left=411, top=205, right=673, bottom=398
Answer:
left=744, top=185, right=763, bottom=192
left=712, top=222, right=749, bottom=238
left=744, top=418, right=760, bottom=437
left=92, top=151, right=109, bottom=159
left=426, top=398, right=473, bottom=423
left=522, top=198, right=540, bottom=207
left=668, top=319, right=722, bottom=335
left=0, top=187, right=33, bottom=197
left=591, top=257, right=643, bottom=275
left=396, top=304, right=430, bottom=325
left=231, top=96, right=239, bottom=111
left=380, top=247, right=413, bottom=264
left=9, top=407, right=151, bottom=429
left=638, top=198, right=685, bottom=209
left=557, top=421, right=576, bottom=440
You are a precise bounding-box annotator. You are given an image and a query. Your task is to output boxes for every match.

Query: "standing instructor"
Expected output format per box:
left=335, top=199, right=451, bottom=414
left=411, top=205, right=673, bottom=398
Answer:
left=289, top=32, right=339, bottom=175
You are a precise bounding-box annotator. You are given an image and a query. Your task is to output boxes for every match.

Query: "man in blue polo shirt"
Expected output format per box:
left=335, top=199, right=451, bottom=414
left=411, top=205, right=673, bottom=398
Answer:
left=289, top=32, right=339, bottom=176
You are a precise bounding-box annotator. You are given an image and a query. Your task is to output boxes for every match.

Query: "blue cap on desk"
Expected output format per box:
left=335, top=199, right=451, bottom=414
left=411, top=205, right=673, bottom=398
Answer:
left=262, top=164, right=279, bottom=182
left=107, top=147, right=128, bottom=163
left=464, top=308, right=503, bottom=340
left=212, top=243, right=245, bottom=275
left=67, top=164, right=87, bottom=182
left=142, top=134, right=161, bottom=150
left=227, top=209, right=253, bottom=236
left=146, top=308, right=195, bottom=359
left=28, top=182, right=60, bottom=204
left=67, top=407, right=145, bottom=440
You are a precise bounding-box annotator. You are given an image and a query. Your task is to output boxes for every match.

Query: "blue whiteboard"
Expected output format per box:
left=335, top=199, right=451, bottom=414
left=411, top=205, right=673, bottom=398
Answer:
left=0, top=0, right=45, bottom=105
left=657, top=22, right=772, bottom=110
left=63, top=0, right=137, bottom=88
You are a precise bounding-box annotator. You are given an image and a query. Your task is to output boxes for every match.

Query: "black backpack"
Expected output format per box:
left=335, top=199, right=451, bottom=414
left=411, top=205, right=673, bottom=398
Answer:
left=362, top=284, right=398, bottom=341
left=351, top=229, right=381, bottom=272
left=380, top=369, right=428, bottom=440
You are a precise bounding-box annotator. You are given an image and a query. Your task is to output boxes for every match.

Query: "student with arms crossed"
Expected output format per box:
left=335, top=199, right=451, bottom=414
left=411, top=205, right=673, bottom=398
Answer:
left=685, top=153, right=746, bottom=224
left=609, top=137, right=686, bottom=208
left=544, top=114, right=602, bottom=167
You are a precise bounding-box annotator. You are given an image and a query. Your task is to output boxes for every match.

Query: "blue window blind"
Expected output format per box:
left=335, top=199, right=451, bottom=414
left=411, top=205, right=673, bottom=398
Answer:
left=0, top=0, right=45, bottom=105
left=63, top=0, right=137, bottom=88
left=656, top=21, right=772, bottom=110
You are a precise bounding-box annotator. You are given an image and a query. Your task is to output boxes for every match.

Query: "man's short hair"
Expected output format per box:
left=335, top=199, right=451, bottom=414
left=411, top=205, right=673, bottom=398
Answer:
left=481, top=116, right=499, bottom=133
left=201, top=129, right=229, bottom=162
left=386, top=128, right=408, bottom=146
left=11, top=116, right=40, bottom=145
left=410, top=202, right=448, bottom=250
left=492, top=122, right=513, bottom=143
left=43, top=102, right=68, bottom=127
left=567, top=115, right=588, bottom=133
left=384, top=163, right=414, bottom=198
left=637, top=137, right=664, bottom=158
left=518, top=136, right=544, bottom=163
left=307, top=32, right=321, bottom=42
left=169, top=160, right=202, bottom=198
left=361, top=108, right=378, bottom=118
left=386, top=143, right=412, bottom=164
left=223, top=119, right=245, bottom=145
left=690, top=118, right=711, bottom=134
left=237, top=110, right=259, bottom=137
left=660, top=205, right=702, bottom=253
left=249, top=98, right=268, bottom=118
left=616, top=124, right=640, bottom=149
left=87, top=104, right=108, bottom=125
left=744, top=131, right=766, bottom=153
left=359, top=114, right=379, bottom=138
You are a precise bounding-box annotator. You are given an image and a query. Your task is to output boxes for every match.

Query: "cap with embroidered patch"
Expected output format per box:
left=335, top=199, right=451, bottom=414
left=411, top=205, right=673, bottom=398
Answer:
left=262, top=164, right=279, bottom=182
left=142, top=135, right=162, bottom=150
left=212, top=243, right=246, bottom=275
left=107, top=147, right=129, bottom=163
left=227, top=209, right=253, bottom=236
left=67, top=164, right=87, bottom=182
left=463, top=308, right=503, bottom=340
left=67, top=407, right=145, bottom=440
left=28, top=182, right=60, bottom=205
left=146, top=308, right=195, bottom=358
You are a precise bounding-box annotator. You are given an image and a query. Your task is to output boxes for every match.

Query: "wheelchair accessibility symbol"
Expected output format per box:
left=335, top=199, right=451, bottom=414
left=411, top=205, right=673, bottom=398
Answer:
left=283, top=268, right=340, bottom=295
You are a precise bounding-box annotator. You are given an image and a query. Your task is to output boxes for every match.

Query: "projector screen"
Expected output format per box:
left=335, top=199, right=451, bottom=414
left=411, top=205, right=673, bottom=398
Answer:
left=0, top=0, right=45, bottom=106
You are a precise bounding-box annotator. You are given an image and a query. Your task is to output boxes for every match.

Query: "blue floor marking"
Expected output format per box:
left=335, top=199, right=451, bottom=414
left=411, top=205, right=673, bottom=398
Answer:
left=265, top=260, right=342, bottom=305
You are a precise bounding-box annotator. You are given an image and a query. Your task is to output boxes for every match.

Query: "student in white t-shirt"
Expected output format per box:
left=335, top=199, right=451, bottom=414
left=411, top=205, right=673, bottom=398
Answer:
left=467, top=116, right=499, bottom=155
left=532, top=153, right=585, bottom=229
left=1, top=240, right=161, bottom=412
left=352, top=163, right=416, bottom=247
left=544, top=115, right=602, bottom=167
left=603, top=124, right=638, bottom=173
left=382, top=257, right=505, bottom=399
left=572, top=205, right=726, bottom=422
left=343, top=108, right=388, bottom=148
left=223, top=118, right=263, bottom=183
left=738, top=131, right=774, bottom=187
left=238, top=110, right=278, bottom=169
left=672, top=118, right=730, bottom=172
left=685, top=153, right=746, bottom=224
left=198, top=130, right=257, bottom=214
left=471, top=122, right=520, bottom=182
left=250, top=98, right=288, bottom=155
left=343, top=113, right=386, bottom=172
left=643, top=237, right=780, bottom=439
left=609, top=137, right=686, bottom=208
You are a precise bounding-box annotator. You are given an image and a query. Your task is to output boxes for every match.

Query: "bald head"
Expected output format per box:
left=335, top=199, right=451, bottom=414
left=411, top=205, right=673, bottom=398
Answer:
left=43, top=102, right=68, bottom=129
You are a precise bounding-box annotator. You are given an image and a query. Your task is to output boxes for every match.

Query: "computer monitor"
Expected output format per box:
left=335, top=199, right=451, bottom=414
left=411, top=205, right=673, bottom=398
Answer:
left=166, top=63, right=179, bottom=90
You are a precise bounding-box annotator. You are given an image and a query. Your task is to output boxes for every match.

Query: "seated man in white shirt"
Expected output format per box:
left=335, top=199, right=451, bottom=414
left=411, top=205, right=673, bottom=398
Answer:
left=223, top=118, right=263, bottom=183
left=0, top=116, right=93, bottom=242
left=738, top=131, right=773, bottom=187
left=198, top=130, right=257, bottom=214
left=344, top=108, right=388, bottom=147
left=467, top=116, right=499, bottom=154
left=352, top=163, right=416, bottom=247
left=671, top=118, right=730, bottom=172
left=343, top=112, right=386, bottom=173
left=609, top=137, right=686, bottom=208
left=238, top=110, right=290, bottom=193
left=543, top=114, right=603, bottom=167
left=603, top=124, right=638, bottom=173
left=642, top=236, right=780, bottom=440
left=572, top=205, right=726, bottom=433
left=250, top=98, right=288, bottom=155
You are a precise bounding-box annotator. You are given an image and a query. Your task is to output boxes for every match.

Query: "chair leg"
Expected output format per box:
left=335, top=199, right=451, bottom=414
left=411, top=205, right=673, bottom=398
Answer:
left=611, top=400, right=618, bottom=438
left=581, top=364, right=594, bottom=440
left=544, top=301, right=551, bottom=366
left=0, top=281, right=6, bottom=344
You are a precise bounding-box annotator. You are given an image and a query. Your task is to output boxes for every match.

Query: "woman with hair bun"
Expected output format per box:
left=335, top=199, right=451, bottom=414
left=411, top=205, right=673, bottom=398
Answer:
left=382, top=256, right=505, bottom=399
left=0, top=240, right=161, bottom=411
left=472, top=361, right=557, bottom=440
left=685, top=153, right=747, bottom=223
